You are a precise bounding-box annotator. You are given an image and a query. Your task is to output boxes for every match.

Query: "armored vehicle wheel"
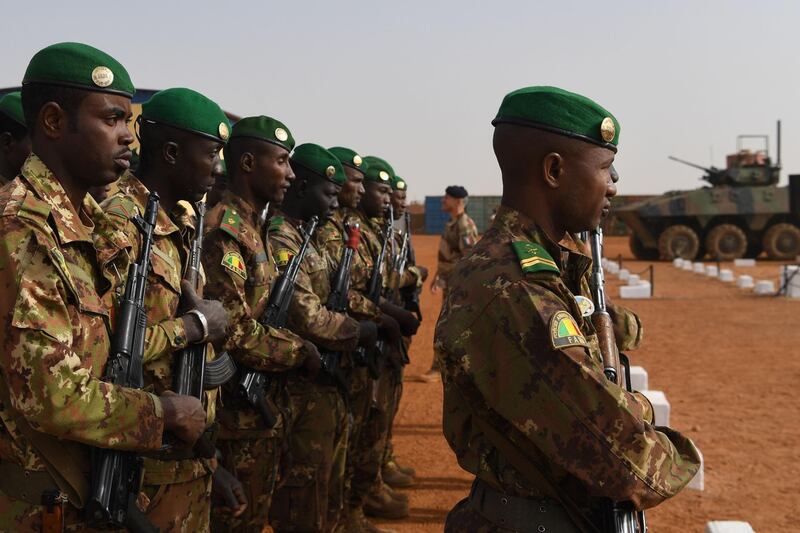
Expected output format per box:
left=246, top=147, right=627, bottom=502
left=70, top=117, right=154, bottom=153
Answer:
left=629, top=234, right=659, bottom=260
left=762, top=223, right=800, bottom=260
left=705, top=224, right=748, bottom=261
left=658, top=225, right=700, bottom=260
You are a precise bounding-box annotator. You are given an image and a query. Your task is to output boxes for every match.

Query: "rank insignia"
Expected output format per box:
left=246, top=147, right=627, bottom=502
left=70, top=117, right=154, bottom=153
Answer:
left=574, top=295, right=595, bottom=317
left=550, top=310, right=588, bottom=350
left=511, top=241, right=559, bottom=274
left=275, top=248, right=294, bottom=267
left=221, top=251, right=247, bottom=280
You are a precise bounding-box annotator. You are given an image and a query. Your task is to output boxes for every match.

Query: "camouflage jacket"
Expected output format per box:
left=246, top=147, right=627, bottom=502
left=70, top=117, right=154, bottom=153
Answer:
left=435, top=205, right=700, bottom=528
left=386, top=225, right=422, bottom=296
left=0, top=155, right=164, bottom=481
left=0, top=172, right=8, bottom=186
left=202, top=191, right=306, bottom=435
left=315, top=208, right=379, bottom=320
left=101, top=173, right=215, bottom=484
left=437, top=211, right=479, bottom=285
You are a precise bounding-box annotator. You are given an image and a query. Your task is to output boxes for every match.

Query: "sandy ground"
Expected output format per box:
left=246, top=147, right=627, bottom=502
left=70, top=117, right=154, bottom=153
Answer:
left=376, top=235, right=800, bottom=533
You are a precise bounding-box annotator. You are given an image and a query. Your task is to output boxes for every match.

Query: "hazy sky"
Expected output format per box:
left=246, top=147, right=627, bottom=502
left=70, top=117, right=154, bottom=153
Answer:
left=3, top=1, right=799, bottom=201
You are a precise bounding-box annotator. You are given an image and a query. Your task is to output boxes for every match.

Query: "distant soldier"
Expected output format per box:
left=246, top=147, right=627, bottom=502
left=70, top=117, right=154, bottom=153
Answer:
left=435, top=86, right=701, bottom=531
left=201, top=116, right=322, bottom=532
left=100, top=87, right=231, bottom=531
left=0, top=42, right=204, bottom=531
left=0, top=91, right=31, bottom=184
left=423, top=185, right=478, bottom=382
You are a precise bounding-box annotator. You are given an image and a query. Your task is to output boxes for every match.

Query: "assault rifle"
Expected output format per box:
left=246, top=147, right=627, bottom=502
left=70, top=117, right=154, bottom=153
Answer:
left=87, top=192, right=159, bottom=533
left=588, top=227, right=647, bottom=533
left=173, top=201, right=235, bottom=458
left=319, top=222, right=361, bottom=391
left=396, top=211, right=422, bottom=321
left=237, top=216, right=319, bottom=428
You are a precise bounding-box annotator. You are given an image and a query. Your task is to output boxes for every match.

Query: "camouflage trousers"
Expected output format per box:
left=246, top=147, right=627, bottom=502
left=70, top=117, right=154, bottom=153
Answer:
left=0, top=494, right=92, bottom=532
left=381, top=339, right=408, bottom=468
left=211, top=433, right=283, bottom=533
left=343, top=366, right=373, bottom=510
left=141, top=474, right=213, bottom=533
left=270, top=379, right=348, bottom=532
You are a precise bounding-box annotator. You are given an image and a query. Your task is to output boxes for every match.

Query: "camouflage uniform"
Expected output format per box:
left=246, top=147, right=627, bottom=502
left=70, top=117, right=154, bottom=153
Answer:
left=101, top=172, right=215, bottom=532
left=0, top=155, right=165, bottom=531
left=201, top=190, right=308, bottom=533
left=435, top=205, right=701, bottom=532
left=314, top=208, right=379, bottom=515
left=267, top=211, right=360, bottom=532
left=436, top=211, right=479, bottom=291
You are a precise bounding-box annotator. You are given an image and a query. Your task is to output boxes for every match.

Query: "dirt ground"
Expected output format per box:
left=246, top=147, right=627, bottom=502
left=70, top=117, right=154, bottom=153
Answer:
left=377, top=235, right=799, bottom=533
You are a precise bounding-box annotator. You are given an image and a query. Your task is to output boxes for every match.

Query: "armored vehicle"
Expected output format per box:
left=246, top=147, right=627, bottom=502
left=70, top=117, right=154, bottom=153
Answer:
left=617, top=121, right=800, bottom=261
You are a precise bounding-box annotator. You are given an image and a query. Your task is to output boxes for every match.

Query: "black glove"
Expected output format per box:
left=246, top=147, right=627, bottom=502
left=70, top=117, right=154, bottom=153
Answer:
left=212, top=464, right=248, bottom=517
left=358, top=320, right=378, bottom=348
left=381, top=301, right=420, bottom=336
left=377, top=313, right=401, bottom=343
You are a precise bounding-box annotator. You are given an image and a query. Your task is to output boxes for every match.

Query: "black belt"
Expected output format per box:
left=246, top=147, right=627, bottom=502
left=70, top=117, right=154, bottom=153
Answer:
left=468, top=478, right=581, bottom=533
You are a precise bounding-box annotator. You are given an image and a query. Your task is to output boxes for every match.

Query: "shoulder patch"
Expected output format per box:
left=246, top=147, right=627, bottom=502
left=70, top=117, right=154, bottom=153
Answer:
left=268, top=216, right=284, bottom=233
left=221, top=250, right=247, bottom=280
left=549, top=310, right=588, bottom=350
left=103, top=196, right=137, bottom=221
left=220, top=207, right=242, bottom=240
left=512, top=241, right=559, bottom=274
left=275, top=248, right=294, bottom=267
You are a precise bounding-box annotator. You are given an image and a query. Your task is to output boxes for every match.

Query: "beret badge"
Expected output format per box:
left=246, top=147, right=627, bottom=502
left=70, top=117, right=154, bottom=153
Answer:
left=353, top=155, right=362, bottom=167
left=91, top=66, right=114, bottom=88
left=326, top=165, right=336, bottom=178
left=600, top=117, right=615, bottom=143
left=275, top=127, right=289, bottom=142
left=379, top=171, right=390, bottom=181
left=218, top=122, right=230, bottom=141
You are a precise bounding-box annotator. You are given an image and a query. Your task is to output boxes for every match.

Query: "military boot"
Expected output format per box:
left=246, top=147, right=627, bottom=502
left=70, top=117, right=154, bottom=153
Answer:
left=363, top=484, right=409, bottom=520
left=382, top=482, right=409, bottom=503
left=387, top=457, right=416, bottom=478
left=382, top=460, right=415, bottom=488
left=346, top=506, right=397, bottom=533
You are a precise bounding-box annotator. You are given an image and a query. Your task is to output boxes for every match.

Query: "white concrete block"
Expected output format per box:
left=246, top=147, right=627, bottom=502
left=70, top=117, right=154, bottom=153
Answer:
left=607, top=262, right=619, bottom=274
left=627, top=274, right=640, bottom=286
left=705, top=521, right=755, bottom=533
left=705, top=265, right=719, bottom=277
left=628, top=366, right=648, bottom=391
left=688, top=447, right=705, bottom=491
left=719, top=269, right=735, bottom=282
left=620, top=282, right=651, bottom=299
left=734, top=258, right=756, bottom=267
left=618, top=268, right=630, bottom=281
left=641, top=390, right=670, bottom=425
left=673, top=258, right=683, bottom=268
left=693, top=262, right=706, bottom=273
left=789, top=285, right=800, bottom=298
left=737, top=275, right=754, bottom=288
left=682, top=261, right=694, bottom=271
left=754, top=280, right=775, bottom=295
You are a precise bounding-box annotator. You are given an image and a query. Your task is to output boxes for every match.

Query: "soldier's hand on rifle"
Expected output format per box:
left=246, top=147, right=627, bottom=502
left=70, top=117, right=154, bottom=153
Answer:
left=377, top=313, right=402, bottom=343
left=358, top=320, right=378, bottom=348
left=430, top=272, right=443, bottom=294
left=301, top=340, right=322, bottom=377
left=180, top=280, right=230, bottom=344
left=159, top=390, right=206, bottom=445
left=380, top=301, right=420, bottom=336
left=212, top=464, right=248, bottom=517
left=416, top=265, right=429, bottom=282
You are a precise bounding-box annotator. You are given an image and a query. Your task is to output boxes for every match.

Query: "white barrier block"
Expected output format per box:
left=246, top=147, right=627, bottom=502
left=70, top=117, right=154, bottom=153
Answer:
left=789, top=285, right=800, bottom=298
left=705, top=265, right=719, bottom=277
left=641, top=390, right=670, bottom=425
left=627, top=274, right=640, bottom=286
left=734, top=258, right=756, bottom=267
left=607, top=262, right=619, bottom=274
left=618, top=269, right=630, bottom=281
left=705, top=521, right=755, bottom=533
left=682, top=261, right=694, bottom=271
left=688, top=447, right=705, bottom=491
left=620, top=282, right=651, bottom=299
left=628, top=366, right=648, bottom=391
left=719, top=269, right=735, bottom=282
left=754, top=280, right=775, bottom=295
left=737, top=275, right=754, bottom=288
left=673, top=258, right=683, bottom=268
left=693, top=262, right=706, bottom=273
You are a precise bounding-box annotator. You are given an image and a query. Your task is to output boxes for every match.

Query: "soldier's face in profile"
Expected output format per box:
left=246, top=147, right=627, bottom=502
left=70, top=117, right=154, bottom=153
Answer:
left=60, top=92, right=133, bottom=187
left=305, top=177, right=340, bottom=221
left=360, top=181, right=391, bottom=218
left=558, top=145, right=617, bottom=232
left=339, top=166, right=365, bottom=208
left=176, top=137, right=223, bottom=203
left=255, top=143, right=294, bottom=204
left=392, top=189, right=406, bottom=219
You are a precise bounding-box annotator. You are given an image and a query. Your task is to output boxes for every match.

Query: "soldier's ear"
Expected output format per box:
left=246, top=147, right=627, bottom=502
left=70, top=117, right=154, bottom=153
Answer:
left=163, top=141, right=178, bottom=165
left=39, top=102, right=64, bottom=140
left=542, top=152, right=564, bottom=190
left=240, top=152, right=255, bottom=173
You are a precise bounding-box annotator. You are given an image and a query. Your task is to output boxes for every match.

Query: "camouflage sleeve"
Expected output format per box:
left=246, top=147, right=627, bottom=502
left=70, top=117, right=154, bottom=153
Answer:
left=0, top=233, right=164, bottom=452
left=347, top=290, right=380, bottom=320
left=457, top=216, right=479, bottom=254
left=318, top=228, right=380, bottom=319
left=467, top=279, right=699, bottom=508
left=608, top=300, right=644, bottom=351
left=202, top=230, right=306, bottom=372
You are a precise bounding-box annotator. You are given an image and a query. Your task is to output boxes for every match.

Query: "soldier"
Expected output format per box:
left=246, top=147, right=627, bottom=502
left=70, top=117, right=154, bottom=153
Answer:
left=100, top=87, right=232, bottom=531
left=315, top=147, right=401, bottom=533
left=422, top=184, right=478, bottom=382
left=0, top=42, right=205, bottom=531
left=435, top=86, right=701, bottom=531
left=201, top=116, right=322, bottom=532
left=0, top=91, right=31, bottom=184
left=268, top=143, right=378, bottom=532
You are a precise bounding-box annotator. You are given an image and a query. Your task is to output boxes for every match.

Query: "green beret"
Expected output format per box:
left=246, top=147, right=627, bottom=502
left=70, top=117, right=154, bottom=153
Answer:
left=142, top=88, right=230, bottom=143
left=291, top=143, right=346, bottom=185
left=492, top=86, right=619, bottom=152
left=328, top=146, right=366, bottom=173
left=23, top=42, right=134, bottom=98
left=391, top=175, right=407, bottom=191
left=231, top=115, right=295, bottom=152
left=0, top=92, right=26, bottom=128
left=362, top=155, right=394, bottom=185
